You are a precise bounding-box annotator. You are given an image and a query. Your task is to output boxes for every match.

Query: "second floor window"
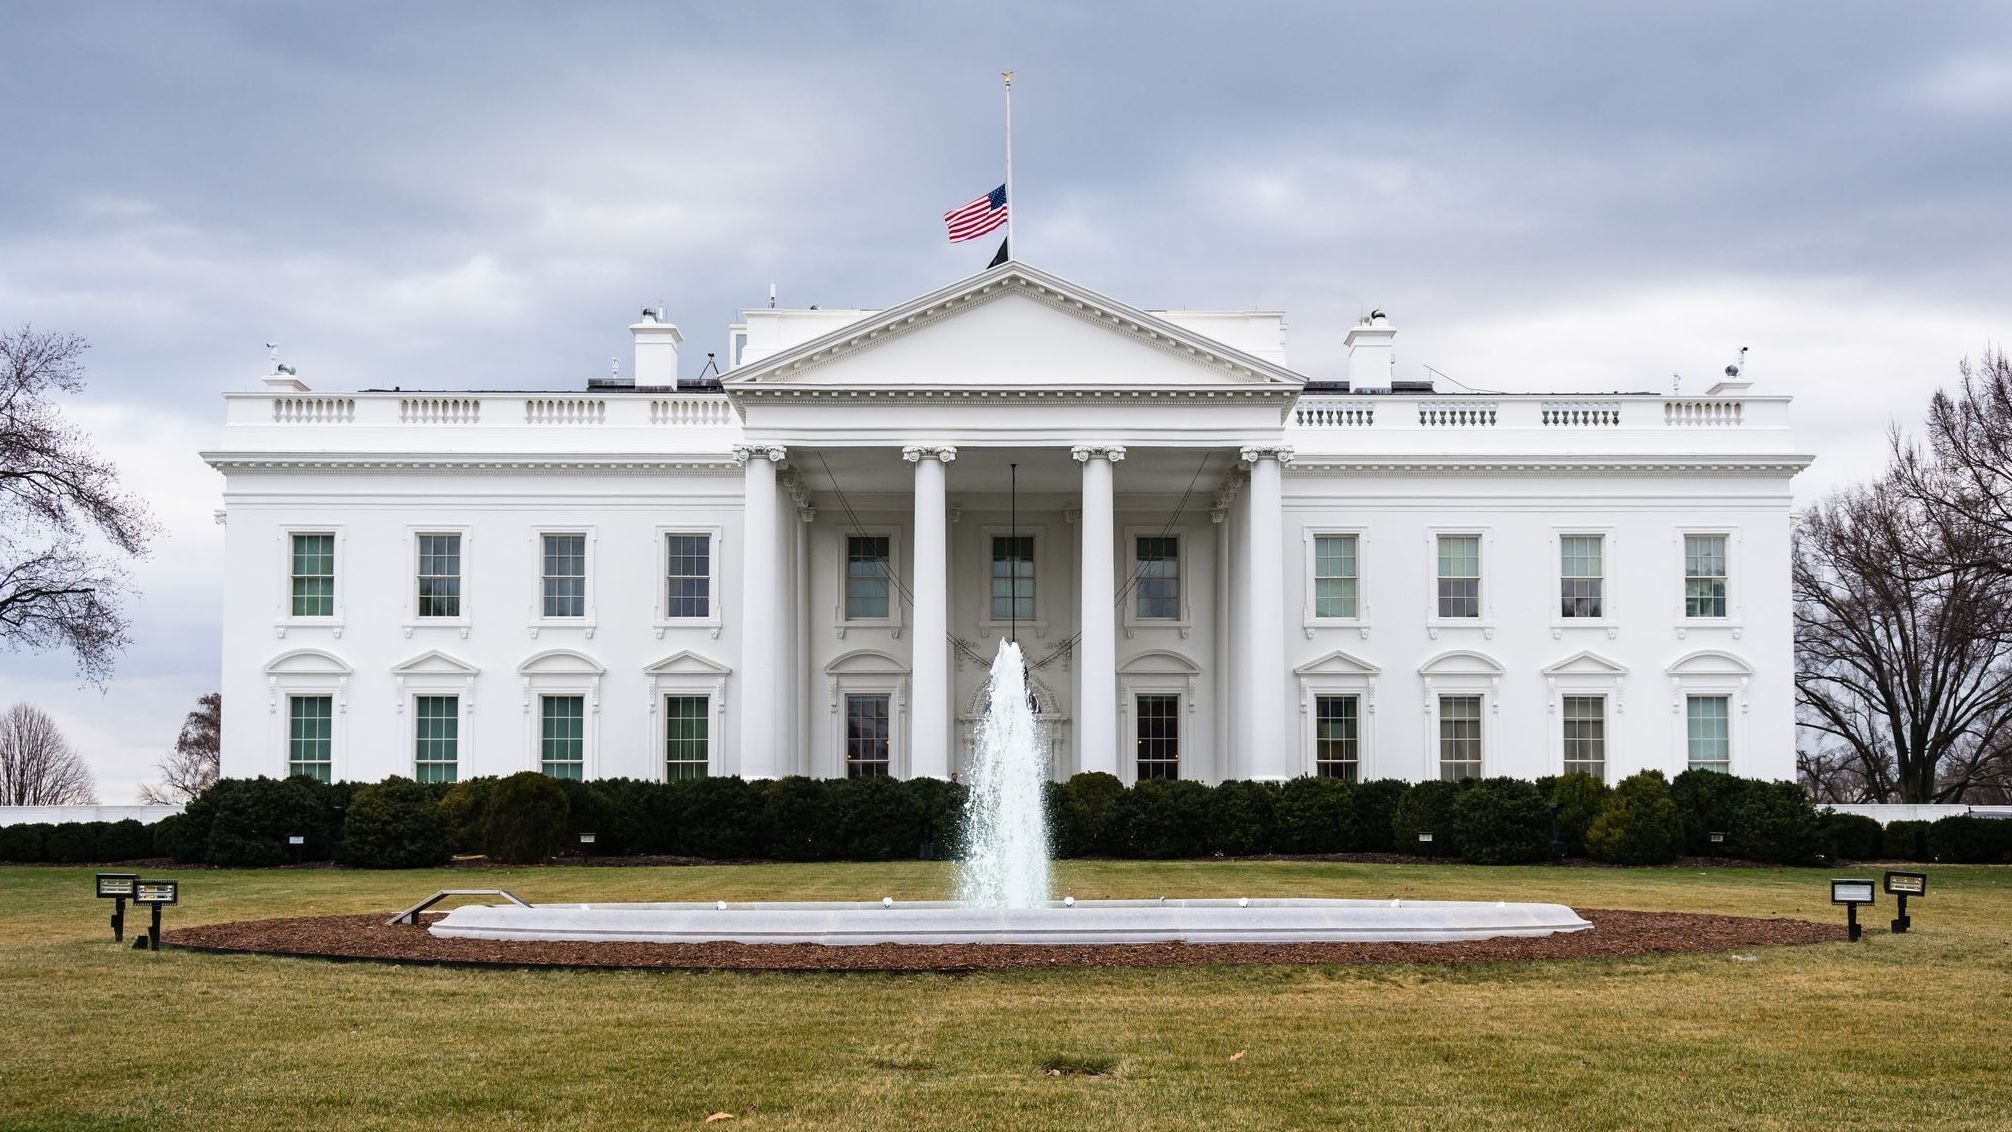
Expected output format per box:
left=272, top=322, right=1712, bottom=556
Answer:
left=1313, top=534, right=1359, bottom=618
left=1436, top=535, right=1480, bottom=618
left=416, top=533, right=461, bottom=618
left=542, top=534, right=586, bottom=618
left=1135, top=536, right=1180, bottom=619
left=845, top=535, right=891, bottom=619
left=665, top=533, right=711, bottom=618
left=290, top=533, right=335, bottom=617
left=1685, top=535, right=1728, bottom=618
left=991, top=535, right=1034, bottom=622
left=1560, top=535, right=1604, bottom=618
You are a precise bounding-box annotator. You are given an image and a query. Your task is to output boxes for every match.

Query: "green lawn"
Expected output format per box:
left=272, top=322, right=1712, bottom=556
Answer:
left=2, top=859, right=2008, bottom=1131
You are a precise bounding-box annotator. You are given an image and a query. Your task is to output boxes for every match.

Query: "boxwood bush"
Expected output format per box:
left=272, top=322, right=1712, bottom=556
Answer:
left=1348, top=779, right=1411, bottom=852
left=1452, top=778, right=1552, bottom=865
left=1926, top=815, right=2012, bottom=863
left=197, top=776, right=339, bottom=866
left=481, top=772, right=571, bottom=864
left=831, top=776, right=924, bottom=860
left=1670, top=769, right=1753, bottom=855
left=1881, top=819, right=1930, bottom=861
left=1586, top=770, right=1683, bottom=866
left=44, top=821, right=106, bottom=864
left=437, top=777, right=497, bottom=855
left=674, top=776, right=766, bottom=859
left=1391, top=779, right=1466, bottom=856
left=1207, top=780, right=1277, bottom=856
left=1117, top=779, right=1213, bottom=858
left=0, top=822, right=50, bottom=862
left=1550, top=773, right=1609, bottom=858
left=1729, top=780, right=1823, bottom=865
left=343, top=777, right=454, bottom=868
left=761, top=776, right=838, bottom=861
left=1818, top=810, right=1884, bottom=861
left=1272, top=776, right=1354, bottom=853
left=1053, top=772, right=1126, bottom=857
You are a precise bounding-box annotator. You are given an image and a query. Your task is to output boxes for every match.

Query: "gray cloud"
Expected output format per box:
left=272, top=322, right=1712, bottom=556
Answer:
left=2, top=1, right=2009, bottom=797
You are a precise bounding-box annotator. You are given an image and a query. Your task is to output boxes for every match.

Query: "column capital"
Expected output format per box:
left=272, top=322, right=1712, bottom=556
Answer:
left=732, top=444, right=787, bottom=466
left=1238, top=444, right=1294, bottom=466
left=901, top=445, right=958, bottom=463
left=1070, top=444, right=1127, bottom=463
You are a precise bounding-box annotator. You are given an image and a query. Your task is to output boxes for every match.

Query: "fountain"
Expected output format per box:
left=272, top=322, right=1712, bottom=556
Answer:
left=429, top=640, right=1591, bottom=947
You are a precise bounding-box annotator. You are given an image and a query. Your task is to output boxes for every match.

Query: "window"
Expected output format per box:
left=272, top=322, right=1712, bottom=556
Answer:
left=664, top=695, right=709, bottom=780
left=1438, top=694, right=1483, bottom=780
left=665, top=533, right=711, bottom=618
left=845, top=693, right=891, bottom=777
left=541, top=534, right=586, bottom=618
left=845, top=536, right=891, bottom=620
left=1687, top=695, right=1731, bottom=772
left=414, top=695, right=459, bottom=783
left=990, top=535, right=1034, bottom=622
left=1314, top=535, right=1359, bottom=619
left=1562, top=696, right=1605, bottom=780
left=290, top=533, right=335, bottom=617
left=1135, top=536, right=1180, bottom=620
left=416, top=534, right=462, bottom=619
left=288, top=695, right=333, bottom=782
left=1560, top=535, right=1604, bottom=618
left=1685, top=535, right=1728, bottom=618
left=1314, top=694, right=1360, bottom=781
left=1436, top=535, right=1480, bottom=618
left=540, top=694, right=585, bottom=779
left=1135, top=693, right=1180, bottom=780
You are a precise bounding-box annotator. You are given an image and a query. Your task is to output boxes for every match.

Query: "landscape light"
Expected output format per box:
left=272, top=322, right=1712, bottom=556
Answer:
left=578, top=832, right=596, bottom=846
left=94, top=873, right=138, bottom=943
left=1417, top=831, right=1436, bottom=859
left=1883, top=871, right=1927, bottom=934
left=131, top=879, right=180, bottom=952
left=1830, top=878, right=1875, bottom=942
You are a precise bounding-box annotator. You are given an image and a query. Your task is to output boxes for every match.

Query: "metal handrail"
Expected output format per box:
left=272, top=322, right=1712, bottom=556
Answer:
left=386, top=889, right=530, bottom=926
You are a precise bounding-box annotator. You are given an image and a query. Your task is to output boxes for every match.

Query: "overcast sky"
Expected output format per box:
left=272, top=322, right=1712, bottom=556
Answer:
left=5, top=2, right=2011, bottom=802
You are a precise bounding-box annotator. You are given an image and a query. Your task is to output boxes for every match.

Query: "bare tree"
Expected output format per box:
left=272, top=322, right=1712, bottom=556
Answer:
left=0, top=326, right=158, bottom=683
left=140, top=692, right=220, bottom=805
left=1895, top=350, right=2012, bottom=575
left=1797, top=741, right=1877, bottom=804
left=1795, top=479, right=2012, bottom=802
left=0, top=702, right=95, bottom=805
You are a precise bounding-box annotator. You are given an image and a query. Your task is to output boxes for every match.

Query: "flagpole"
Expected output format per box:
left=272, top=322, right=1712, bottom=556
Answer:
left=1002, top=69, right=1014, bottom=263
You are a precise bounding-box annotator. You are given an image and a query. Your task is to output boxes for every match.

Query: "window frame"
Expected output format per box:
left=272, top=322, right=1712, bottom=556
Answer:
left=1303, top=528, right=1368, bottom=635
left=286, top=693, right=336, bottom=782
left=1666, top=649, right=1750, bottom=774
left=654, top=525, right=724, bottom=637
left=977, top=524, right=1048, bottom=636
left=1560, top=694, right=1608, bottom=782
left=1685, top=694, right=1733, bottom=774
left=276, top=526, right=346, bottom=635
left=412, top=693, right=461, bottom=784
left=531, top=527, right=597, bottom=635
left=401, top=526, right=471, bottom=637
left=1131, top=691, right=1183, bottom=781
left=1425, top=528, right=1493, bottom=634
left=1312, top=693, right=1363, bottom=782
left=843, top=691, right=896, bottom=778
left=1676, top=528, right=1743, bottom=634
left=1122, top=525, right=1192, bottom=634
left=1552, top=527, right=1616, bottom=633
left=661, top=693, right=712, bottom=781
left=1435, top=693, right=1486, bottom=782
left=517, top=649, right=603, bottom=776
left=836, top=529, right=904, bottom=630
left=646, top=650, right=730, bottom=781
left=265, top=649, right=350, bottom=780
left=537, top=693, right=589, bottom=780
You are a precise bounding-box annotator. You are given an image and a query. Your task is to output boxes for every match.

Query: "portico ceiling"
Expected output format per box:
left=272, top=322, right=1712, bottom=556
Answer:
left=789, top=443, right=1233, bottom=499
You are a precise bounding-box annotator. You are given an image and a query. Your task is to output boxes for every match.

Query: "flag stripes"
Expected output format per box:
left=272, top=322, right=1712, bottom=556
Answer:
left=944, top=184, right=1009, bottom=242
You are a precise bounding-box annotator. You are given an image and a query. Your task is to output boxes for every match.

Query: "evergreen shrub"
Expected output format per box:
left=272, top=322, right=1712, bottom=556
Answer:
left=674, top=776, right=766, bottom=858
left=0, top=822, right=50, bottom=862
left=1207, top=780, right=1278, bottom=856
left=1729, top=781, right=1823, bottom=865
left=1586, top=770, right=1683, bottom=866
left=1118, top=779, right=1212, bottom=858
left=1670, top=769, right=1753, bottom=854
left=44, top=821, right=106, bottom=864
left=200, top=776, right=338, bottom=866
left=100, top=819, right=154, bottom=861
left=831, top=776, right=923, bottom=860
left=761, top=776, right=837, bottom=861
left=1057, top=772, right=1127, bottom=856
left=437, top=777, right=497, bottom=855
left=1452, top=778, right=1551, bottom=865
left=343, top=777, right=454, bottom=868
left=1550, top=772, right=1610, bottom=857
left=1818, top=810, right=1884, bottom=861
left=1926, top=815, right=2012, bottom=864
left=1881, top=819, right=1930, bottom=861
left=1272, top=776, right=1354, bottom=853
left=1348, top=779, right=1411, bottom=852
left=481, top=772, right=570, bottom=864
left=1391, top=779, right=1466, bottom=856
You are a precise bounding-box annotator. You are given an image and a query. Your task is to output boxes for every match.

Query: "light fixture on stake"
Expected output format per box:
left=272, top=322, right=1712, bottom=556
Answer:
left=131, top=879, right=179, bottom=951
left=1830, top=878, right=1875, bottom=942
left=1883, top=871, right=1927, bottom=934
left=95, top=873, right=138, bottom=942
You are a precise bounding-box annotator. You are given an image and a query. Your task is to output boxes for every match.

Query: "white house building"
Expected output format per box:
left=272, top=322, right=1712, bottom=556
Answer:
left=205, top=262, right=1809, bottom=789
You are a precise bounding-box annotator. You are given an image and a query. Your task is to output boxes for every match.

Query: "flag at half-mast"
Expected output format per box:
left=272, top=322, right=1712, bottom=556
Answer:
left=944, top=184, right=1008, bottom=242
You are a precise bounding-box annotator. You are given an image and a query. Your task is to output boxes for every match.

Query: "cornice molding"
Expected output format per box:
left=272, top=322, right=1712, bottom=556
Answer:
left=728, top=385, right=1299, bottom=407
left=1284, top=455, right=1815, bottom=476
left=201, top=453, right=742, bottom=475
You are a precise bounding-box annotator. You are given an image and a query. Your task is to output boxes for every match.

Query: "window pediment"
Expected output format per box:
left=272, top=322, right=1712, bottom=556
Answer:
left=391, top=649, right=479, bottom=676
left=1667, top=649, right=1752, bottom=677
left=1419, top=649, right=1504, bottom=677
left=825, top=649, right=909, bottom=675
left=643, top=650, right=732, bottom=677
left=1119, top=649, right=1202, bottom=675
left=1540, top=650, right=1628, bottom=677
left=264, top=648, right=351, bottom=676
left=517, top=648, right=606, bottom=677
left=1294, top=649, right=1382, bottom=677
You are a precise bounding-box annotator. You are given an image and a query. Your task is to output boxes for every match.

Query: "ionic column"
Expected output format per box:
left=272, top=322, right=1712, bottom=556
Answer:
left=734, top=444, right=786, bottom=779
left=1239, top=445, right=1292, bottom=780
left=903, top=444, right=956, bottom=779
left=1073, top=444, right=1125, bottom=777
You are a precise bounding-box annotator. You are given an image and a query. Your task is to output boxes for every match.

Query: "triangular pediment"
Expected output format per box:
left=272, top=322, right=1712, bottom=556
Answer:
left=1540, top=650, right=1628, bottom=677
left=724, top=262, right=1307, bottom=395
left=643, top=649, right=731, bottom=677
left=391, top=649, right=479, bottom=676
left=1294, top=649, right=1382, bottom=676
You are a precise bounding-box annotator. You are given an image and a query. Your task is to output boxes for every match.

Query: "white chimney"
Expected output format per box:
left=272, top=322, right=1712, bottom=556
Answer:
left=630, top=312, right=683, bottom=386
left=1344, top=310, right=1396, bottom=388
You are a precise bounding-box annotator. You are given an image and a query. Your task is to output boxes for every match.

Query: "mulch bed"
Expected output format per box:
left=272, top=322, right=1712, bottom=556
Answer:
left=163, top=909, right=1843, bottom=973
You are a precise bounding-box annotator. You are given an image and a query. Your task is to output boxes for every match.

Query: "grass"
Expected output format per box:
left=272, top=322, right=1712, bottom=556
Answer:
left=1, top=858, right=2008, bottom=1131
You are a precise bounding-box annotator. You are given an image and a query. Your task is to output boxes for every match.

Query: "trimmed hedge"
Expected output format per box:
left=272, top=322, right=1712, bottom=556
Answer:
left=482, top=772, right=570, bottom=864
left=1882, top=819, right=1930, bottom=862
left=1670, top=769, right=1752, bottom=855
left=1586, top=771, right=1683, bottom=866
left=1926, top=815, right=2012, bottom=864
left=1392, top=779, right=1467, bottom=857
left=1730, top=780, right=1824, bottom=865
left=1273, top=776, right=1354, bottom=853
left=1452, top=778, right=1552, bottom=865
left=0, top=823, right=50, bottom=863
left=1349, top=779, right=1411, bottom=852
left=343, top=778, right=454, bottom=868
left=1118, top=779, right=1213, bottom=858
left=1818, top=810, right=1885, bottom=861
left=1207, top=780, right=1277, bottom=856
left=1550, top=773, right=1609, bottom=858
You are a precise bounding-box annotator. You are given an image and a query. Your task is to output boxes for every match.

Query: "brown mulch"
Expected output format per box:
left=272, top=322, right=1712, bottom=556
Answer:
left=162, top=909, right=1843, bottom=973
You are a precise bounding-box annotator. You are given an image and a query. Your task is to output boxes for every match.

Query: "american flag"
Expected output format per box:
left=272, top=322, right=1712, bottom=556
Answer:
left=943, top=184, right=1009, bottom=242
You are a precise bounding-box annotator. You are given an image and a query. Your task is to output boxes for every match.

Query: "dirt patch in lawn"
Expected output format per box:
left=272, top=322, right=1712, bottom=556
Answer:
left=163, top=908, right=1842, bottom=972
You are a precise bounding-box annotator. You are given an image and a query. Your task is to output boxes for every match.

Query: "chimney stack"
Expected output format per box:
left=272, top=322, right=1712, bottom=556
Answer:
left=1344, top=309, right=1396, bottom=388
left=630, top=309, right=682, bottom=386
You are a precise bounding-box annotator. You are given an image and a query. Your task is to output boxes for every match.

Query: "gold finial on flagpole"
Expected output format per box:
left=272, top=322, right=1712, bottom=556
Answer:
left=1002, top=69, right=1013, bottom=86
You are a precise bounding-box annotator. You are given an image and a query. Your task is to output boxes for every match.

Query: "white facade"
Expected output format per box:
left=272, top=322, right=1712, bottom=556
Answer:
left=204, top=263, right=1810, bottom=788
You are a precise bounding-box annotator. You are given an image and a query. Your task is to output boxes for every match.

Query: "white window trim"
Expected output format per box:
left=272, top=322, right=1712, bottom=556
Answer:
left=275, top=525, right=346, bottom=638
left=407, top=690, right=471, bottom=782
left=1542, top=651, right=1627, bottom=781
left=1122, top=525, right=1193, bottom=637
left=1674, top=527, right=1745, bottom=639
left=833, top=684, right=905, bottom=778
left=1555, top=693, right=1612, bottom=783
left=1669, top=651, right=1751, bottom=776
left=1425, top=528, right=1495, bottom=639
left=654, top=525, right=725, bottom=639
left=402, top=525, right=472, bottom=639
left=519, top=650, right=604, bottom=777
left=647, top=652, right=732, bottom=781
left=835, top=528, right=905, bottom=635
left=530, top=527, right=598, bottom=638
left=1119, top=685, right=1188, bottom=784
left=977, top=523, right=1050, bottom=638
left=1304, top=690, right=1371, bottom=781
left=1419, top=651, right=1502, bottom=781
left=264, top=649, right=351, bottom=781
left=1551, top=526, right=1618, bottom=638
left=1302, top=527, right=1370, bottom=639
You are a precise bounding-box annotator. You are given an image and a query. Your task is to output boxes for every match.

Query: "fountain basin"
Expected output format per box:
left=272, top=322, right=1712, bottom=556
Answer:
left=429, top=898, right=1591, bottom=947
